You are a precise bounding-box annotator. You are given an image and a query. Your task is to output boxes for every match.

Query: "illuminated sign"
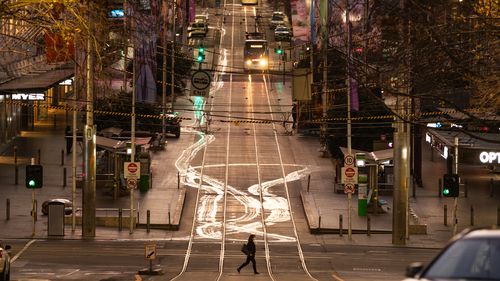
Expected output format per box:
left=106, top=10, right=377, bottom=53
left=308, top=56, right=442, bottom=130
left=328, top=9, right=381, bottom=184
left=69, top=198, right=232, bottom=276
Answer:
left=426, top=133, right=432, bottom=143
left=59, top=78, right=73, bottom=85
left=12, top=93, right=45, bottom=101
left=250, top=45, right=264, bottom=48
left=479, top=151, right=500, bottom=164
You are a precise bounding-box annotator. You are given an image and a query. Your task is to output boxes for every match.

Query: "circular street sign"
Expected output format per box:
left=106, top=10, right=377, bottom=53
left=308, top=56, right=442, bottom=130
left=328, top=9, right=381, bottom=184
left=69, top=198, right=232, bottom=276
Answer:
left=344, top=167, right=356, bottom=178
left=344, top=183, right=355, bottom=194
left=344, top=155, right=354, bottom=166
left=191, top=70, right=211, bottom=90
left=127, top=178, right=137, bottom=190
left=127, top=162, right=138, bottom=174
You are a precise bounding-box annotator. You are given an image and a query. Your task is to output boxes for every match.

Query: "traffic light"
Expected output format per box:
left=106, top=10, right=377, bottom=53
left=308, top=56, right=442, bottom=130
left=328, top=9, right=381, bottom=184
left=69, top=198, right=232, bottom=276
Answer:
left=442, top=174, right=459, bottom=197
left=197, top=46, right=205, bottom=62
left=275, top=46, right=283, bottom=55
left=26, top=165, right=43, bottom=189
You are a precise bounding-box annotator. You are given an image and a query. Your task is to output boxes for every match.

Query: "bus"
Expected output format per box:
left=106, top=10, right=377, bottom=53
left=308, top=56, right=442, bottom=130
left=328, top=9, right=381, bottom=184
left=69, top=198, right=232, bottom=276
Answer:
left=244, top=32, right=268, bottom=71
left=241, top=0, right=258, bottom=5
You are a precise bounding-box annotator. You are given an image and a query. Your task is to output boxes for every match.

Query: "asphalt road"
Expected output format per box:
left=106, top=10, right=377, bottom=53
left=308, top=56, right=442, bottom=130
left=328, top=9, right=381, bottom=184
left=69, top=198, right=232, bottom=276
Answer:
left=4, top=239, right=439, bottom=281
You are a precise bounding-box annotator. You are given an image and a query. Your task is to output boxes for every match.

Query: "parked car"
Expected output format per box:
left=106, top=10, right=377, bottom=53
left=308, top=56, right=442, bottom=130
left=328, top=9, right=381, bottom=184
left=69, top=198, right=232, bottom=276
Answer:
left=270, top=11, right=287, bottom=29
left=404, top=227, right=500, bottom=281
left=41, top=199, right=73, bottom=215
left=274, top=25, right=292, bottom=42
left=0, top=243, right=11, bottom=281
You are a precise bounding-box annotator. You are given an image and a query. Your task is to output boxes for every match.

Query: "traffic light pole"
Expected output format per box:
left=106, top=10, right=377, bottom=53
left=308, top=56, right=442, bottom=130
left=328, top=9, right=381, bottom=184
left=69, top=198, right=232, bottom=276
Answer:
left=452, top=136, right=459, bottom=235
left=31, top=157, right=36, bottom=237
left=170, top=0, right=176, bottom=111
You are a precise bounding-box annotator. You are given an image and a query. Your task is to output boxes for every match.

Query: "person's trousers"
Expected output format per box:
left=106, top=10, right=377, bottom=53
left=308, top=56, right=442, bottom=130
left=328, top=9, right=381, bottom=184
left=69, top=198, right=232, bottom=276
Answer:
left=238, top=255, right=257, bottom=273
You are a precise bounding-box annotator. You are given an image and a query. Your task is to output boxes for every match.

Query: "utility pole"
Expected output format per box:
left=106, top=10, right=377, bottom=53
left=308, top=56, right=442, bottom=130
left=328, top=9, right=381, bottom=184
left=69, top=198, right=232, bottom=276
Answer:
left=452, top=136, right=459, bottom=235
left=392, top=0, right=410, bottom=245
left=170, top=0, right=176, bottom=111
left=72, top=68, right=77, bottom=232
left=83, top=5, right=96, bottom=238
left=345, top=0, right=353, bottom=240
left=162, top=0, right=168, bottom=141
left=130, top=50, right=136, bottom=234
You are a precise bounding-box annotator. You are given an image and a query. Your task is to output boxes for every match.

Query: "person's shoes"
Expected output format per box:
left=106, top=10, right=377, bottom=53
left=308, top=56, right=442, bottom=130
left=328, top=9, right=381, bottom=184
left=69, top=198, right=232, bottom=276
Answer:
left=254, top=272, right=260, bottom=274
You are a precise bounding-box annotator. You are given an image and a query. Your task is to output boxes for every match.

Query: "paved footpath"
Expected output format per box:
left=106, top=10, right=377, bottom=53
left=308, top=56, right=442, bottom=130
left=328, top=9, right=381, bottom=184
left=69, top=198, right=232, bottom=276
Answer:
left=1, top=102, right=499, bottom=249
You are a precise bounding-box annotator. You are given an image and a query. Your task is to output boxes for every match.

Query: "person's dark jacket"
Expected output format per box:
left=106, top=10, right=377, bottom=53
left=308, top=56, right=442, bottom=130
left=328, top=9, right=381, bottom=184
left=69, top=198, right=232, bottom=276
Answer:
left=246, top=240, right=256, bottom=256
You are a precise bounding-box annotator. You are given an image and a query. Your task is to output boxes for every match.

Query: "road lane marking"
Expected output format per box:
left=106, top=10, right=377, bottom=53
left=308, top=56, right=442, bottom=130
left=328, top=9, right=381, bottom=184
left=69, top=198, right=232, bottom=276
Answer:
left=11, top=239, right=37, bottom=263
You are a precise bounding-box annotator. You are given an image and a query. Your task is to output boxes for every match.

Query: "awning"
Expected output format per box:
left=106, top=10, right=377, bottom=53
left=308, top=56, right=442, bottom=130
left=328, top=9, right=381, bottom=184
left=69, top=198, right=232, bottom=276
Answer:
left=340, top=147, right=393, bottom=163
left=96, top=136, right=152, bottom=151
left=0, top=67, right=74, bottom=92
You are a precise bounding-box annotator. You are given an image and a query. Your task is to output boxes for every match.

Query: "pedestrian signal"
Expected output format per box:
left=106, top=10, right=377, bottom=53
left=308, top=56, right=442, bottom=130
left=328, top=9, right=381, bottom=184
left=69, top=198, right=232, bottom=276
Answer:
left=26, top=165, right=43, bottom=189
left=442, top=174, right=459, bottom=197
left=275, top=47, right=283, bottom=55
left=197, top=46, right=205, bottom=62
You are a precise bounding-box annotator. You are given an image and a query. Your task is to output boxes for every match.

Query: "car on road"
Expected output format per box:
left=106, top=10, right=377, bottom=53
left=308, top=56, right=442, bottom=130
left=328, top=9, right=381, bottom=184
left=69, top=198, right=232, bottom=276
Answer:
left=404, top=227, right=500, bottom=281
left=188, top=22, right=208, bottom=38
left=41, top=199, right=73, bottom=215
left=0, top=243, right=11, bottom=281
left=274, top=25, right=292, bottom=42
left=164, top=113, right=181, bottom=138
left=270, top=11, right=287, bottom=30
left=194, top=14, right=209, bottom=23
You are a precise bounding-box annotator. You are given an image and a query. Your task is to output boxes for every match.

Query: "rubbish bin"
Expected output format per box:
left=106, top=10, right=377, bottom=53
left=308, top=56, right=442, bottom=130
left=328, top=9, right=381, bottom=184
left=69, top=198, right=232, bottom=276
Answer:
left=47, top=202, right=65, bottom=236
left=139, top=174, right=149, bottom=192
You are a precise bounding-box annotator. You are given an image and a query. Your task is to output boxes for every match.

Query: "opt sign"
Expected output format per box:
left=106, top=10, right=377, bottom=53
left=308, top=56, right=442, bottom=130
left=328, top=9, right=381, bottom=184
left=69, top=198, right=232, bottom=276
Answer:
left=124, top=162, right=140, bottom=179
left=341, top=167, right=358, bottom=184
left=479, top=151, right=500, bottom=164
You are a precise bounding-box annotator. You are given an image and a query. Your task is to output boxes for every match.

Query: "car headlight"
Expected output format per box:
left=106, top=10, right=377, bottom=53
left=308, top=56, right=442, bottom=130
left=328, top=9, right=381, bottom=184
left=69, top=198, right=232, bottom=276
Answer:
left=246, top=60, right=252, bottom=66
left=259, top=59, right=268, bottom=66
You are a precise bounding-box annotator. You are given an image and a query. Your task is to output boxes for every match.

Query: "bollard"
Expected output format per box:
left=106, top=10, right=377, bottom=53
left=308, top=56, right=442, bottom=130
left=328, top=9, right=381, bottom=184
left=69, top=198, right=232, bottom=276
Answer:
left=14, top=146, right=17, bottom=165
left=118, top=208, right=123, bottom=231
left=14, top=165, right=18, bottom=185
left=497, top=207, right=500, bottom=227
left=444, top=204, right=448, bottom=226
left=339, top=214, right=343, bottom=237
left=367, top=215, right=371, bottom=236
left=490, top=179, right=494, bottom=198
left=61, top=150, right=64, bottom=166
left=168, top=211, right=171, bottom=225
left=6, top=199, right=10, bottom=220
left=438, top=178, right=442, bottom=198
left=37, top=149, right=41, bottom=165
left=318, top=215, right=321, bottom=230
left=307, top=174, right=311, bottom=192
left=63, top=167, right=67, bottom=187
left=470, top=206, right=474, bottom=226
left=147, top=210, right=150, bottom=233
left=177, top=172, right=180, bottom=189
left=464, top=179, right=468, bottom=198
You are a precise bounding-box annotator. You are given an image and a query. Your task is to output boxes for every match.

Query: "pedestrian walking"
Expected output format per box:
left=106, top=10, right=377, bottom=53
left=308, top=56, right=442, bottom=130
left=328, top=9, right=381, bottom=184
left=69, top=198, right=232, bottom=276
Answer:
left=65, top=125, right=72, bottom=154
left=292, top=102, right=297, bottom=129
left=237, top=234, right=259, bottom=274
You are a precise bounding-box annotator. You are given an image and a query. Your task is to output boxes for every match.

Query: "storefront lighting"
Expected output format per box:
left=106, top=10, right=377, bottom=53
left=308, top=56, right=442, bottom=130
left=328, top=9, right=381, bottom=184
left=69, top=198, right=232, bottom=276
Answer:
left=427, top=122, right=442, bottom=128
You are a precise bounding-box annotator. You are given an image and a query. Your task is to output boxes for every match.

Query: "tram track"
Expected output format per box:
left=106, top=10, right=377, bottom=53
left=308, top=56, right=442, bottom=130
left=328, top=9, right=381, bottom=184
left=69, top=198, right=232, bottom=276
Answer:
left=170, top=0, right=317, bottom=279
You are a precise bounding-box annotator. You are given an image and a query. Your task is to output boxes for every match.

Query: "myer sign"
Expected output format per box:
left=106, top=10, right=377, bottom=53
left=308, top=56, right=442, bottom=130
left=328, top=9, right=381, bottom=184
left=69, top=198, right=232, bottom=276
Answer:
left=12, top=93, right=45, bottom=101
left=479, top=151, right=500, bottom=164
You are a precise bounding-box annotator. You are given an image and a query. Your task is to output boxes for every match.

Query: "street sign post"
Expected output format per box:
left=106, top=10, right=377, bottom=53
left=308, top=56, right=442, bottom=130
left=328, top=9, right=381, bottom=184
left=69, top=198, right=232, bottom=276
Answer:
left=127, top=178, right=137, bottom=190
left=341, top=167, right=358, bottom=185
left=344, top=183, right=355, bottom=194
left=190, top=70, right=211, bottom=97
left=124, top=162, right=140, bottom=179
left=344, top=154, right=355, bottom=167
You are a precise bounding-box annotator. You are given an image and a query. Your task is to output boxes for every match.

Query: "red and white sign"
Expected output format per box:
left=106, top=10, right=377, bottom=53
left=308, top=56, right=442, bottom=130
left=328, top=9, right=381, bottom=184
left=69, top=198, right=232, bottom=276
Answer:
left=341, top=167, right=358, bottom=184
left=344, top=154, right=355, bottom=167
left=124, top=162, right=140, bottom=179
left=127, top=178, right=137, bottom=189
left=344, top=183, right=355, bottom=194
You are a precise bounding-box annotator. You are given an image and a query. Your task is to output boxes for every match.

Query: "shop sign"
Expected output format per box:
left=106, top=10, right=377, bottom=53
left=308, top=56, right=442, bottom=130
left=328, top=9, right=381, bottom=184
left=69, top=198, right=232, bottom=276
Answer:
left=479, top=151, right=500, bottom=164
left=12, top=93, right=45, bottom=101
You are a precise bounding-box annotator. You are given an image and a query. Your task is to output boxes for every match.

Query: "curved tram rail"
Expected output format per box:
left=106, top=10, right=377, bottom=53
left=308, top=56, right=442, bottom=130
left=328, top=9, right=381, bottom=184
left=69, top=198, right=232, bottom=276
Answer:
left=170, top=1, right=317, bottom=280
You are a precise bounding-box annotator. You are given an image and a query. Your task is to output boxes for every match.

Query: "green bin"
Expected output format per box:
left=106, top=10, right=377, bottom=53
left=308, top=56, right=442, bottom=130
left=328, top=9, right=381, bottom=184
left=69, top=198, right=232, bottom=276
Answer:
left=139, top=174, right=149, bottom=192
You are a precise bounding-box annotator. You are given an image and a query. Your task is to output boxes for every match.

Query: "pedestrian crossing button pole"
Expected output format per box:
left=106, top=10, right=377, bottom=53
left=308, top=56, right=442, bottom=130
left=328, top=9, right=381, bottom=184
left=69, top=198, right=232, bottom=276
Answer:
left=138, top=244, right=163, bottom=275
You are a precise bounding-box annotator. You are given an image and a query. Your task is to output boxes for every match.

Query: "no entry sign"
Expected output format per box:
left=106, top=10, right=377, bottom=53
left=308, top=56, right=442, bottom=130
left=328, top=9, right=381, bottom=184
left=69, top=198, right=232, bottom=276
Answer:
left=124, top=162, right=140, bottom=179
left=341, top=166, right=358, bottom=185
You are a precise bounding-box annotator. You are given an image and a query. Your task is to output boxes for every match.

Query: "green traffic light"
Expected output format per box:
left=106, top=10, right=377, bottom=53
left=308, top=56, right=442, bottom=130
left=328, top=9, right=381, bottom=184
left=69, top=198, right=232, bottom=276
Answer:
left=443, top=188, right=450, bottom=195
left=197, top=55, right=204, bottom=62
left=199, top=47, right=205, bottom=53
left=28, top=179, right=36, bottom=187
left=276, top=48, right=283, bottom=55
